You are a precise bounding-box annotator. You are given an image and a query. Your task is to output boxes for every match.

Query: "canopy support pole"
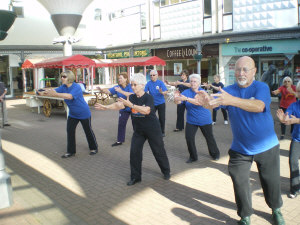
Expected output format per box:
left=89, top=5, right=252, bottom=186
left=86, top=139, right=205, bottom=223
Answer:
left=22, top=69, right=27, bottom=92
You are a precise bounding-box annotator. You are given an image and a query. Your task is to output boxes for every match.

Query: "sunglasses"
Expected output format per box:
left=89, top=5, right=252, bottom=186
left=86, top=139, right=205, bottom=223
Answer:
left=61, top=75, right=67, bottom=79
left=150, top=74, right=157, bottom=76
left=284, top=81, right=291, bottom=83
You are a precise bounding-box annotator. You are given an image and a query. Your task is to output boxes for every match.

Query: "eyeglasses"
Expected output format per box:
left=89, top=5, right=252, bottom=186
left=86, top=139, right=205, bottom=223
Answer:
left=235, top=68, right=255, bottom=74
left=150, top=74, right=157, bottom=76
left=61, top=75, right=67, bottom=79
left=284, top=81, right=291, bottom=83
left=131, top=83, right=139, bottom=87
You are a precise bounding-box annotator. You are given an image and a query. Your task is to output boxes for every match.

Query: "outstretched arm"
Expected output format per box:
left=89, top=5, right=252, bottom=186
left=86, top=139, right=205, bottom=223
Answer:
left=38, top=89, right=73, bottom=100
left=95, top=101, right=125, bottom=111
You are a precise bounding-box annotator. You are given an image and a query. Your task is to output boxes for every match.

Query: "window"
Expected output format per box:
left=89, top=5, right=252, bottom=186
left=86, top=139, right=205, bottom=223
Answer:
left=94, top=8, right=102, bottom=21
left=13, top=6, right=24, bottom=18
left=298, top=0, right=300, bottom=24
left=203, top=0, right=212, bottom=33
left=222, top=0, right=232, bottom=31
left=160, top=0, right=191, bottom=6
left=140, top=4, right=146, bottom=27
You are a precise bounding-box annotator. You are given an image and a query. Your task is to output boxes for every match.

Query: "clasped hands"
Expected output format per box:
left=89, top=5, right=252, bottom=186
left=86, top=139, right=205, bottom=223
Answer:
left=277, top=109, right=298, bottom=125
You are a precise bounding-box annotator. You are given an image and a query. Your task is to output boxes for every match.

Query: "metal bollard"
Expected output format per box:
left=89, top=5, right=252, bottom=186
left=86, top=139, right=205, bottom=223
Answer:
left=0, top=131, right=13, bottom=209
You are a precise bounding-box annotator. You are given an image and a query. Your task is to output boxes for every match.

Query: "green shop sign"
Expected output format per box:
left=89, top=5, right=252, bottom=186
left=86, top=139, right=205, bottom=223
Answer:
left=222, top=39, right=300, bottom=56
left=107, top=49, right=150, bottom=59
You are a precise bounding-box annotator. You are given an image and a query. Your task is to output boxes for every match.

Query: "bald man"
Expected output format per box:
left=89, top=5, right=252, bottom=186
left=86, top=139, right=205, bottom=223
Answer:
left=197, top=56, right=285, bottom=225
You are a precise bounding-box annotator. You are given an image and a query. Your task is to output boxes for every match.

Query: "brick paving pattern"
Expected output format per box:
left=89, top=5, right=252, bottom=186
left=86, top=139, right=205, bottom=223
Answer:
left=0, top=99, right=299, bottom=225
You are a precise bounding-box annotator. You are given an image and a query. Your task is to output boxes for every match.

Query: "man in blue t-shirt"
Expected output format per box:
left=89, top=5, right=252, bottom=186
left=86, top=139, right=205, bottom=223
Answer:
left=197, top=56, right=285, bottom=225
left=145, top=70, right=168, bottom=136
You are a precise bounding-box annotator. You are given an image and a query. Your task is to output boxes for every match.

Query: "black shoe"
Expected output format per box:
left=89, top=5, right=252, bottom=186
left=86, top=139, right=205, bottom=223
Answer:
left=186, top=158, right=197, bottom=163
left=173, top=129, right=182, bottom=132
left=112, top=142, right=122, bottom=147
left=127, top=178, right=141, bottom=186
left=89, top=150, right=98, bottom=155
left=272, top=208, right=285, bottom=225
left=4, top=124, right=10, bottom=126
left=163, top=173, right=171, bottom=180
left=162, top=133, right=166, bottom=137
left=212, top=155, right=220, bottom=161
left=238, top=216, right=250, bottom=225
left=61, top=153, right=75, bottom=158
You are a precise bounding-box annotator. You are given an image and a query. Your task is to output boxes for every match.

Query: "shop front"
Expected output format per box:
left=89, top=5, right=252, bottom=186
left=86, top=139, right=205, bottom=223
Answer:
left=154, top=45, right=219, bottom=83
left=221, top=39, right=300, bottom=90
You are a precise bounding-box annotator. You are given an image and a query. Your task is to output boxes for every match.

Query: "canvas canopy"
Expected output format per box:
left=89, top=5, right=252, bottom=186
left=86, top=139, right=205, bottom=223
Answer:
left=22, top=58, right=45, bottom=69
left=94, top=56, right=166, bottom=67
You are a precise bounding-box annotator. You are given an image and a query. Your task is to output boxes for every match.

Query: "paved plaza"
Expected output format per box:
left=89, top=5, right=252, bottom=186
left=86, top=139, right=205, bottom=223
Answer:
left=0, top=99, right=299, bottom=225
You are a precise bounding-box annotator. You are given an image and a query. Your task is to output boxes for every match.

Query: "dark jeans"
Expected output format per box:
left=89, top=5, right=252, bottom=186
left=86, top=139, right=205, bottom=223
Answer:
left=176, top=103, right=186, bottom=130
left=212, top=107, right=228, bottom=122
left=67, top=116, right=98, bottom=154
left=228, top=145, right=283, bottom=218
left=289, top=141, right=300, bottom=194
left=130, top=126, right=170, bottom=180
left=117, top=111, right=131, bottom=143
left=280, top=107, right=294, bottom=136
left=155, top=103, right=166, bottom=134
left=185, top=122, right=220, bottom=160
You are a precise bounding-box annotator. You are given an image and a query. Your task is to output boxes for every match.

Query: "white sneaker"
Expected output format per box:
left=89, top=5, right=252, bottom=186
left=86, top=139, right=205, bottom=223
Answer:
left=224, top=120, right=228, bottom=125
left=212, top=122, right=216, bottom=125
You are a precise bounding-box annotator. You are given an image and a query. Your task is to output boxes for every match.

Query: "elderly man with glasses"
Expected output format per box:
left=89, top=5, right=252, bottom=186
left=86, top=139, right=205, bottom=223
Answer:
left=145, top=70, right=168, bottom=137
left=196, top=56, right=285, bottom=225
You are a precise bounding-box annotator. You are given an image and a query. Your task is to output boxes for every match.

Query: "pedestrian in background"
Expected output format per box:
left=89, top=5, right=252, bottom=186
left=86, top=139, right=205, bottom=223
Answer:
left=0, top=80, right=10, bottom=126
left=272, top=76, right=296, bottom=140
left=97, top=72, right=133, bottom=147
left=166, top=69, right=190, bottom=132
left=145, top=70, right=168, bottom=137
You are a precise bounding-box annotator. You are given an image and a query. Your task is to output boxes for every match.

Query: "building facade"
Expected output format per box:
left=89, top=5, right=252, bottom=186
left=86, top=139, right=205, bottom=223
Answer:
left=0, top=0, right=300, bottom=97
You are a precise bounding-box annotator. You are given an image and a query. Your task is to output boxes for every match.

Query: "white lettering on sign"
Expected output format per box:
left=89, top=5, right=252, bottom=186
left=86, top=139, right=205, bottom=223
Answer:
left=167, top=48, right=197, bottom=58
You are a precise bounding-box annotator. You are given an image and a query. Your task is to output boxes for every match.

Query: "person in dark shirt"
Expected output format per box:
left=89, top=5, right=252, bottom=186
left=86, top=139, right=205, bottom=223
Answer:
left=166, top=69, right=191, bottom=132
left=203, top=75, right=228, bottom=125
left=95, top=73, right=170, bottom=186
left=0, top=81, right=10, bottom=126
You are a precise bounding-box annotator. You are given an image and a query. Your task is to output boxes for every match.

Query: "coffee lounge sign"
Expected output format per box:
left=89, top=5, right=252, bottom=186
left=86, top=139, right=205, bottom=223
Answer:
left=157, top=47, right=197, bottom=59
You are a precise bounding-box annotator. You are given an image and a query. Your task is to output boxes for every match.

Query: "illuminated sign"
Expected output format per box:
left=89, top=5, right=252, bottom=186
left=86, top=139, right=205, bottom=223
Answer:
left=107, top=49, right=150, bottom=59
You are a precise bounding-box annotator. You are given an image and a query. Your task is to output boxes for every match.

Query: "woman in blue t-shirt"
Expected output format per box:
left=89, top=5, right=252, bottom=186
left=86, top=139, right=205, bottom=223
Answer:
left=174, top=74, right=220, bottom=163
left=277, top=81, right=300, bottom=199
left=97, top=72, right=133, bottom=147
left=38, top=70, right=98, bottom=158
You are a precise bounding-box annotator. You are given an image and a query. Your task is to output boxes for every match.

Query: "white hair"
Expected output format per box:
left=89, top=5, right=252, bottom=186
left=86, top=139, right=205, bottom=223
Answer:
left=189, top=74, right=201, bottom=82
left=283, top=76, right=292, bottom=83
left=131, top=73, right=147, bottom=85
left=150, top=70, right=158, bottom=75
left=297, top=81, right=300, bottom=91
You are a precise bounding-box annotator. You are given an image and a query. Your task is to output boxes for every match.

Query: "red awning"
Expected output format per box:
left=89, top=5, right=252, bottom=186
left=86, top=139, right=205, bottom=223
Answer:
left=34, top=54, right=96, bottom=69
left=95, top=56, right=166, bottom=67
left=22, top=58, right=45, bottom=69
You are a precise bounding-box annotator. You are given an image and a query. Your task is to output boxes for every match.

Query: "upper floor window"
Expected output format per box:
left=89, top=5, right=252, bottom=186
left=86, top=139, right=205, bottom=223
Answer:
left=298, top=0, right=300, bottom=24
left=203, top=0, right=212, bottom=33
left=223, top=0, right=232, bottom=31
left=160, top=0, right=194, bottom=6
left=13, top=6, right=24, bottom=18
left=94, top=8, right=102, bottom=21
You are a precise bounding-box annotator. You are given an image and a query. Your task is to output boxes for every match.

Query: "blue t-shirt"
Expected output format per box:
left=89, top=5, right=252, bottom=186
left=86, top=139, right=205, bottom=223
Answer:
left=181, top=88, right=212, bottom=126
left=145, top=80, right=167, bottom=106
left=286, top=100, right=300, bottom=142
left=222, top=81, right=279, bottom=155
left=55, top=82, right=91, bottom=119
left=109, top=84, right=133, bottom=112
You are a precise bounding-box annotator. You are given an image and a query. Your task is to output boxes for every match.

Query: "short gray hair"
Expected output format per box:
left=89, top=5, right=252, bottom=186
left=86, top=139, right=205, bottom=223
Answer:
left=283, top=76, right=292, bottom=83
left=131, top=73, right=147, bottom=85
left=189, top=74, right=201, bottom=82
left=297, top=81, right=300, bottom=91
left=150, top=70, right=158, bottom=75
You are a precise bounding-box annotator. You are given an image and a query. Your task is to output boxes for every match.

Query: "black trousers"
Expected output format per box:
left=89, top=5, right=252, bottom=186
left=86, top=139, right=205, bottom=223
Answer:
left=289, top=141, right=300, bottom=194
left=130, top=127, right=170, bottom=180
left=154, top=103, right=166, bottom=134
left=212, top=107, right=228, bottom=122
left=67, top=116, right=98, bottom=154
left=228, top=145, right=283, bottom=218
left=185, top=122, right=220, bottom=160
left=176, top=103, right=186, bottom=130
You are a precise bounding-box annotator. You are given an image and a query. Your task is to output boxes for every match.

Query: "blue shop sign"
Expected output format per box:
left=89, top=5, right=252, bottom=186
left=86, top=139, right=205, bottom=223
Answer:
left=222, top=39, right=300, bottom=56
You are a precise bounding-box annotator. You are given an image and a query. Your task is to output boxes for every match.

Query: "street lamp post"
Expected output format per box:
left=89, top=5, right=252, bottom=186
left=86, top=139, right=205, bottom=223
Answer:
left=0, top=9, right=16, bottom=209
